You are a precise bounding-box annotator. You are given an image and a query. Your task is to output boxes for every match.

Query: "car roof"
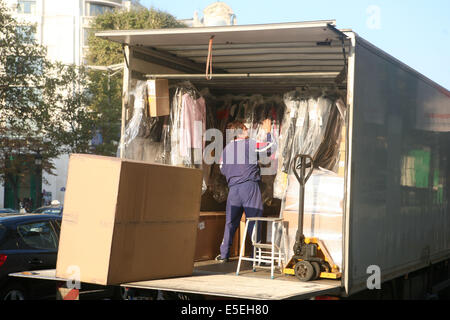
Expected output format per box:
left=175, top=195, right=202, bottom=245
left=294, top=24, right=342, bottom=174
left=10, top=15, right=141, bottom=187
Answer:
left=34, top=205, right=63, bottom=211
left=0, top=213, right=62, bottom=224
left=36, top=205, right=62, bottom=209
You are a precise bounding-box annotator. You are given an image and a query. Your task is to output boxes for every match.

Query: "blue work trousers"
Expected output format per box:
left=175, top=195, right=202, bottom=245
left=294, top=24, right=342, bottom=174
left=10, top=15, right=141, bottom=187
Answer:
left=219, top=181, right=263, bottom=259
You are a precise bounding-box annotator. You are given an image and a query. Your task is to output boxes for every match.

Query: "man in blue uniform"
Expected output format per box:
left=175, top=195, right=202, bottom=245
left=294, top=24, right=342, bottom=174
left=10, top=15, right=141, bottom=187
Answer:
left=216, top=119, right=276, bottom=262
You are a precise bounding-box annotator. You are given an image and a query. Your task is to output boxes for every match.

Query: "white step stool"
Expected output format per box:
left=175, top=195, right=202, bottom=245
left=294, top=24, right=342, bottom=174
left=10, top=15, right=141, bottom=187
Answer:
left=236, top=217, right=287, bottom=279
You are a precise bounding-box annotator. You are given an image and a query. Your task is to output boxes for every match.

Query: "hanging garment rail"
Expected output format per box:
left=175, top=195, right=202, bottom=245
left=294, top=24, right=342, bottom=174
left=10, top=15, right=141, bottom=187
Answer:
left=145, top=72, right=340, bottom=80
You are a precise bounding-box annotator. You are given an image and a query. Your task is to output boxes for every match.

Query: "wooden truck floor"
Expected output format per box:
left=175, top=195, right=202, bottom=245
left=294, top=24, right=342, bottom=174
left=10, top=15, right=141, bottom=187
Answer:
left=10, top=258, right=342, bottom=300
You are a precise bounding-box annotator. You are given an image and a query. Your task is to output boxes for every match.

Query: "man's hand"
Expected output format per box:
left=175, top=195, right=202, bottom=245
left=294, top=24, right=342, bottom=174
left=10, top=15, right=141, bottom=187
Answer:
left=261, top=119, right=272, bottom=133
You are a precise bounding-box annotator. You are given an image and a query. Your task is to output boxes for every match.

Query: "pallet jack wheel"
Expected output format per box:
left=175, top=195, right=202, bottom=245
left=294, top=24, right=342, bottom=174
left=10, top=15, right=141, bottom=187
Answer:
left=311, top=262, right=321, bottom=280
left=294, top=261, right=315, bottom=282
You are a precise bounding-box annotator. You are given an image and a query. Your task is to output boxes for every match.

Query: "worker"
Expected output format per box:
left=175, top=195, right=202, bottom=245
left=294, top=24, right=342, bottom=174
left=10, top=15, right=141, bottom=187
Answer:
left=216, top=119, right=276, bottom=262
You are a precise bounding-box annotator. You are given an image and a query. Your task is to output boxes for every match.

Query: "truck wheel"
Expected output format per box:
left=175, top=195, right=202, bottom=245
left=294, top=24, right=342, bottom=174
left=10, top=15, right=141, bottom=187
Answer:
left=311, top=262, right=321, bottom=280
left=294, top=261, right=314, bottom=282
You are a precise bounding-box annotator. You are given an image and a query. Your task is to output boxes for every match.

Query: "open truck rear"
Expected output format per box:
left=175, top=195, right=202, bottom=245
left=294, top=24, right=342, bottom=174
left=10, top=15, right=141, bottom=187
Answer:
left=10, top=20, right=450, bottom=300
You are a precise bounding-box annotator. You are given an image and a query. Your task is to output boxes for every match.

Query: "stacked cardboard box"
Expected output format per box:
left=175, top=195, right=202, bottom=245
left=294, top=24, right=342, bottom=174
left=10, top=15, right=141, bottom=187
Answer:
left=195, top=212, right=239, bottom=261
left=337, top=124, right=347, bottom=177
left=56, top=154, right=203, bottom=285
left=282, top=170, right=344, bottom=269
left=146, top=79, right=170, bottom=117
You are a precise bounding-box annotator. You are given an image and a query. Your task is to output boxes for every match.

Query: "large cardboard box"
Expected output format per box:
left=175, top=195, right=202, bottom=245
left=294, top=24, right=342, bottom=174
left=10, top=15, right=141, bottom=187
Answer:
left=194, top=212, right=239, bottom=261
left=282, top=211, right=343, bottom=269
left=282, top=170, right=344, bottom=269
left=56, top=154, right=203, bottom=285
left=147, top=79, right=170, bottom=117
left=284, top=170, right=344, bottom=214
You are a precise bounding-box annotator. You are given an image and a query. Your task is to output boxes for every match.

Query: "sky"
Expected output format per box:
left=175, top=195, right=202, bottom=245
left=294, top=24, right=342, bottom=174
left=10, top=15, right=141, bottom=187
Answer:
left=139, top=0, right=450, bottom=91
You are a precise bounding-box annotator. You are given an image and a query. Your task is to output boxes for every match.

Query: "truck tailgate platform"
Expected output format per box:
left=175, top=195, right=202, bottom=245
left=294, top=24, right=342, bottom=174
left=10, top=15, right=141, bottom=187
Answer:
left=123, top=259, right=342, bottom=300
left=10, top=259, right=342, bottom=300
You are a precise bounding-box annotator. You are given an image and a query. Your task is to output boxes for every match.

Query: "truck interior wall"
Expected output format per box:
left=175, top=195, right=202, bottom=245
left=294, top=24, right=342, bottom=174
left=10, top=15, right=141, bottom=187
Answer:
left=347, top=37, right=450, bottom=295
left=122, top=45, right=350, bottom=275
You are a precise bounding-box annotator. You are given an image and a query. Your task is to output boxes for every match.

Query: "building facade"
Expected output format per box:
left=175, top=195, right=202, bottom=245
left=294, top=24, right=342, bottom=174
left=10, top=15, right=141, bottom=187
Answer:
left=180, top=2, right=237, bottom=27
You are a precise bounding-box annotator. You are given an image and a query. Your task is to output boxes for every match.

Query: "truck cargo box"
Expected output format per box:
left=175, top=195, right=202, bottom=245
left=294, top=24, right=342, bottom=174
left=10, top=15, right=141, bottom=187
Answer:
left=90, top=20, right=450, bottom=298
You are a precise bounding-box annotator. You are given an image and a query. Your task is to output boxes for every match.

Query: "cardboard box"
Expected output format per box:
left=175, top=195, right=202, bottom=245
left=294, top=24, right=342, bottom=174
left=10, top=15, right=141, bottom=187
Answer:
left=282, top=211, right=342, bottom=237
left=284, top=171, right=344, bottom=214
left=147, top=79, right=170, bottom=117
left=56, top=154, right=203, bottom=285
left=194, top=212, right=239, bottom=261
left=282, top=210, right=343, bottom=269
left=338, top=124, right=347, bottom=177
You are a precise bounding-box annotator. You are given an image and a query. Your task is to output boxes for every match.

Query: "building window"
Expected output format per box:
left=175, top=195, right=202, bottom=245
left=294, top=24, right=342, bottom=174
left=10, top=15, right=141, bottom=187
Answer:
left=83, top=28, right=91, bottom=46
left=16, top=25, right=36, bottom=43
left=17, top=0, right=36, bottom=14
left=6, top=55, right=44, bottom=76
left=86, top=2, right=114, bottom=17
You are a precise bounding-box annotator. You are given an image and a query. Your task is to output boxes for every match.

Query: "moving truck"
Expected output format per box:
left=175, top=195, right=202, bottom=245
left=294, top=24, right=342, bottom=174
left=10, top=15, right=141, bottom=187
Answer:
left=9, top=20, right=450, bottom=300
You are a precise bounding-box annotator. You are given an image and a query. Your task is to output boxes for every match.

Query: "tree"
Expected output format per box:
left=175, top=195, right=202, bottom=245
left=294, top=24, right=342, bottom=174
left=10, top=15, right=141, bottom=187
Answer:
left=87, top=7, right=185, bottom=66
left=86, top=7, right=185, bottom=156
left=0, top=0, right=95, bottom=208
left=46, top=63, right=96, bottom=154
left=1, top=0, right=56, bottom=208
left=86, top=68, right=122, bottom=156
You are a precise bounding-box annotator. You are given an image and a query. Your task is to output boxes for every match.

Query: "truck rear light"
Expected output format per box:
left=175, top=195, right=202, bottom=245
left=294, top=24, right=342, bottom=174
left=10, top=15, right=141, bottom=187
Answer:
left=0, top=254, right=7, bottom=267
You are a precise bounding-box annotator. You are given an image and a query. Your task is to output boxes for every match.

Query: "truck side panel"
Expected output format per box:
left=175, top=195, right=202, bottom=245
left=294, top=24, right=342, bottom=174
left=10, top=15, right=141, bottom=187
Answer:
left=347, top=36, right=450, bottom=295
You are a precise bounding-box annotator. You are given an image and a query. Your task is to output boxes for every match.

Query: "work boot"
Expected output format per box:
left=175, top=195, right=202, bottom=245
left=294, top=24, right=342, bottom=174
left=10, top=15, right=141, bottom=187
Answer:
left=215, top=254, right=229, bottom=263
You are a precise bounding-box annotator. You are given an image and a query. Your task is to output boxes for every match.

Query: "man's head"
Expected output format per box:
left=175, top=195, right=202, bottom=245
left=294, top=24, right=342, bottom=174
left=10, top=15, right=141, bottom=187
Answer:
left=226, top=120, right=248, bottom=140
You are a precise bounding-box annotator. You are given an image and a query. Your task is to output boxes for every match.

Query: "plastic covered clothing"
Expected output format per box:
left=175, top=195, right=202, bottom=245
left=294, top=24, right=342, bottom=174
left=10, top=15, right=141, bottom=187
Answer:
left=273, top=91, right=345, bottom=200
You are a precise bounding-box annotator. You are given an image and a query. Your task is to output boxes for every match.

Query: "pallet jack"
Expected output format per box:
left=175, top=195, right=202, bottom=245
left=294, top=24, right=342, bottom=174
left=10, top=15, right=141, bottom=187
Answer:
left=283, top=154, right=342, bottom=281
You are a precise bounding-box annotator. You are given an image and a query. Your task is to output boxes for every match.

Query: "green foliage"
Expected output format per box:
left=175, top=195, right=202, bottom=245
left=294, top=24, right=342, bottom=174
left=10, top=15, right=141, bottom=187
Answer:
left=0, top=0, right=95, bottom=207
left=48, top=63, right=96, bottom=154
left=1, top=0, right=57, bottom=182
left=87, top=69, right=122, bottom=156
left=87, top=7, right=185, bottom=66
left=86, top=6, right=185, bottom=156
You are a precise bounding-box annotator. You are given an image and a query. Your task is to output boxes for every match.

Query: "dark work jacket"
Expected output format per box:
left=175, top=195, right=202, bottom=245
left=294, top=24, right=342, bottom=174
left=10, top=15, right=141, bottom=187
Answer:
left=220, top=133, right=276, bottom=188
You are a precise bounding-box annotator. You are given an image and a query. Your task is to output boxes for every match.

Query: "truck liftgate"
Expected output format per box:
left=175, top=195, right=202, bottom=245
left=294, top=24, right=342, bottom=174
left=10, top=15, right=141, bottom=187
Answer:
left=9, top=259, right=342, bottom=300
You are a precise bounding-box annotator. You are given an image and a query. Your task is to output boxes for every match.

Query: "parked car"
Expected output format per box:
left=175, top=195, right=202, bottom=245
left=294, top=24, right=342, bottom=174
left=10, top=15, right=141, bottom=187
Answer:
left=0, top=213, right=121, bottom=300
left=0, top=213, right=61, bottom=300
left=32, top=205, right=63, bottom=216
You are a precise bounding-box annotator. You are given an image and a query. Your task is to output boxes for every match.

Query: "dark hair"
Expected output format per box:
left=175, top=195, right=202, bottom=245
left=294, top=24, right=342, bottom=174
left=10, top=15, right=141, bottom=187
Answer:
left=226, top=120, right=248, bottom=141
left=226, top=120, right=247, bottom=131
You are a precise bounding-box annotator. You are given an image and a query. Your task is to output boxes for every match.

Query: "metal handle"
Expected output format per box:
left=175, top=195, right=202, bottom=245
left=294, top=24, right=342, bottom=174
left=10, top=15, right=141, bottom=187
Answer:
left=292, top=154, right=314, bottom=186
left=292, top=154, right=314, bottom=253
left=28, top=258, right=43, bottom=265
